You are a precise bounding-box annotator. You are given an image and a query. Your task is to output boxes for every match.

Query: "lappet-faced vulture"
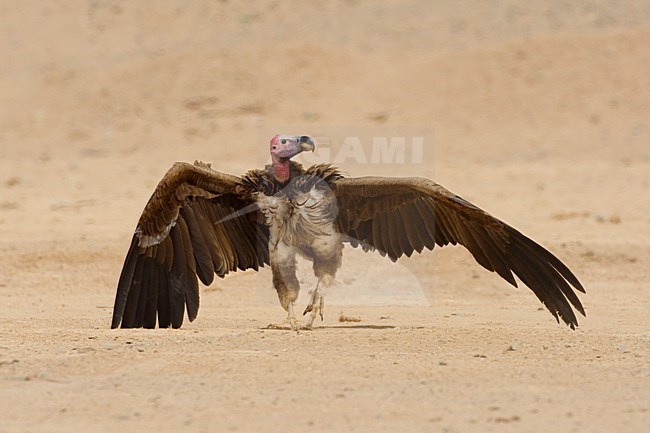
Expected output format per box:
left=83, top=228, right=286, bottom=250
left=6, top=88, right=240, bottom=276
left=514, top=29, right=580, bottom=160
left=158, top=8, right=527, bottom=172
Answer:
left=112, top=135, right=585, bottom=330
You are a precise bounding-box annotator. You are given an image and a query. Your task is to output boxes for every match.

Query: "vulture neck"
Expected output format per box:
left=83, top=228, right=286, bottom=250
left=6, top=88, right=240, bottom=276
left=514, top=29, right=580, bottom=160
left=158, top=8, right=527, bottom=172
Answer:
left=271, top=155, right=291, bottom=184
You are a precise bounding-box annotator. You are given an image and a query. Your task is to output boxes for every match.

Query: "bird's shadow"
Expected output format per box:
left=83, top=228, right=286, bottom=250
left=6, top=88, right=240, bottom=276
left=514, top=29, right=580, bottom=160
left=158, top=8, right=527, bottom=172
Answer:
left=261, top=324, right=396, bottom=331
left=318, top=324, right=396, bottom=330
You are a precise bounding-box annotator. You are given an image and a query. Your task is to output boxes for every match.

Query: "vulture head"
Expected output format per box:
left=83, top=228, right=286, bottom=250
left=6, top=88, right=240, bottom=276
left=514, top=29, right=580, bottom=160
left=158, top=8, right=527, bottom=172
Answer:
left=270, top=134, right=315, bottom=183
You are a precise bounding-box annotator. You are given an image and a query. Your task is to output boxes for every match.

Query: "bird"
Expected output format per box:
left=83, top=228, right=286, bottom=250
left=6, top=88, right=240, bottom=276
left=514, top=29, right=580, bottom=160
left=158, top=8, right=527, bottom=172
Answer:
left=111, top=134, right=586, bottom=330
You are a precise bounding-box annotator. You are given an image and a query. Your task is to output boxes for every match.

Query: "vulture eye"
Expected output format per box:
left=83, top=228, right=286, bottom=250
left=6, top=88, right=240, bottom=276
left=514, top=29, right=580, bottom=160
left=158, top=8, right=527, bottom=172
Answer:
left=272, top=145, right=277, bottom=150
left=280, top=139, right=287, bottom=144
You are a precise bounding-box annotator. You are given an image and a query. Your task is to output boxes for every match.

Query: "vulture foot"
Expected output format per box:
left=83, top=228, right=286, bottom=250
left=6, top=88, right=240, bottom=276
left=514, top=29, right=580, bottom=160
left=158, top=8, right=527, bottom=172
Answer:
left=303, top=284, right=325, bottom=328
left=267, top=302, right=301, bottom=331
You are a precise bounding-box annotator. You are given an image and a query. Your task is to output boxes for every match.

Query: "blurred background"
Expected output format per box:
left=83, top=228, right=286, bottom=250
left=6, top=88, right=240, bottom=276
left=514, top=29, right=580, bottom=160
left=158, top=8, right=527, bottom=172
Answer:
left=1, top=0, right=649, bottom=244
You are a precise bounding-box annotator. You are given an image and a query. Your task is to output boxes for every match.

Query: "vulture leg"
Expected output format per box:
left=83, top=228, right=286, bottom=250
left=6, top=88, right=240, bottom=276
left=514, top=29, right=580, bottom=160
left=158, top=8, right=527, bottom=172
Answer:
left=266, top=242, right=301, bottom=331
left=303, top=235, right=342, bottom=328
left=303, top=279, right=326, bottom=329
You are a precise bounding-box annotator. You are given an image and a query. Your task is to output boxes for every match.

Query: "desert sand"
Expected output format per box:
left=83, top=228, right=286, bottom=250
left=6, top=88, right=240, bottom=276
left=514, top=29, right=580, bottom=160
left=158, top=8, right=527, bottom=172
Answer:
left=0, top=1, right=649, bottom=432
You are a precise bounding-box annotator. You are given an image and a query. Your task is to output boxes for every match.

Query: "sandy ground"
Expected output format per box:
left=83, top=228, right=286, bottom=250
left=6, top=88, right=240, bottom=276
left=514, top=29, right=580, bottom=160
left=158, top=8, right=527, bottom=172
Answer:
left=1, top=1, right=649, bottom=432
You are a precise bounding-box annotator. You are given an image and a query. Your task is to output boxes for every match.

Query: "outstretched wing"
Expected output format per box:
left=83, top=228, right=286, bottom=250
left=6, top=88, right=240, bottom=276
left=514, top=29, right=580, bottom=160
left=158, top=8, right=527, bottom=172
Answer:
left=112, top=162, right=269, bottom=329
left=332, top=176, right=586, bottom=329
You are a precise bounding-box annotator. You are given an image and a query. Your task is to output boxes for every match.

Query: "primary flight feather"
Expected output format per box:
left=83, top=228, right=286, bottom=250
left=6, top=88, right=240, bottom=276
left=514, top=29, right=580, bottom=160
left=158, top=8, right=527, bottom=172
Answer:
left=111, top=135, right=586, bottom=330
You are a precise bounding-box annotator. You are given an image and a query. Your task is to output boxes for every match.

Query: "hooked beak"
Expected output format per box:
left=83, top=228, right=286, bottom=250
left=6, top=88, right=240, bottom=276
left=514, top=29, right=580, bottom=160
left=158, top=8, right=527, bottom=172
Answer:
left=298, top=135, right=315, bottom=152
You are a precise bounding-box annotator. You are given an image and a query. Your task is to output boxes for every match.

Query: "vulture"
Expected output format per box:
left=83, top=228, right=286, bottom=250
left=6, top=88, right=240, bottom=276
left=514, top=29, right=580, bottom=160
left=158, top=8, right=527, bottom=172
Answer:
left=111, top=134, right=586, bottom=330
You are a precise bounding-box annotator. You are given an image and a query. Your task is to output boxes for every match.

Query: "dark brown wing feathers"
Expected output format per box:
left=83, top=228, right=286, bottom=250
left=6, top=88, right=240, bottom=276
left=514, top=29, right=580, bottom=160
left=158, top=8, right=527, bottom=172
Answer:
left=111, top=162, right=269, bottom=329
left=182, top=204, right=215, bottom=286
left=333, top=176, right=585, bottom=329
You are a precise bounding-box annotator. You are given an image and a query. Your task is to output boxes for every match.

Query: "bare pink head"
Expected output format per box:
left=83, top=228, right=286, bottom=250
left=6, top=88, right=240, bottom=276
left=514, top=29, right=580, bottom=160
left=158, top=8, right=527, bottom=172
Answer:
left=269, top=134, right=315, bottom=183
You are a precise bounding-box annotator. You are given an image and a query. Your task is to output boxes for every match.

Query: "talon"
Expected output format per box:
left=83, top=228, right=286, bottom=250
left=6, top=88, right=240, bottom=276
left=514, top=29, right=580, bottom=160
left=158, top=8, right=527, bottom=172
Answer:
left=266, top=323, right=286, bottom=330
left=303, top=305, right=312, bottom=315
